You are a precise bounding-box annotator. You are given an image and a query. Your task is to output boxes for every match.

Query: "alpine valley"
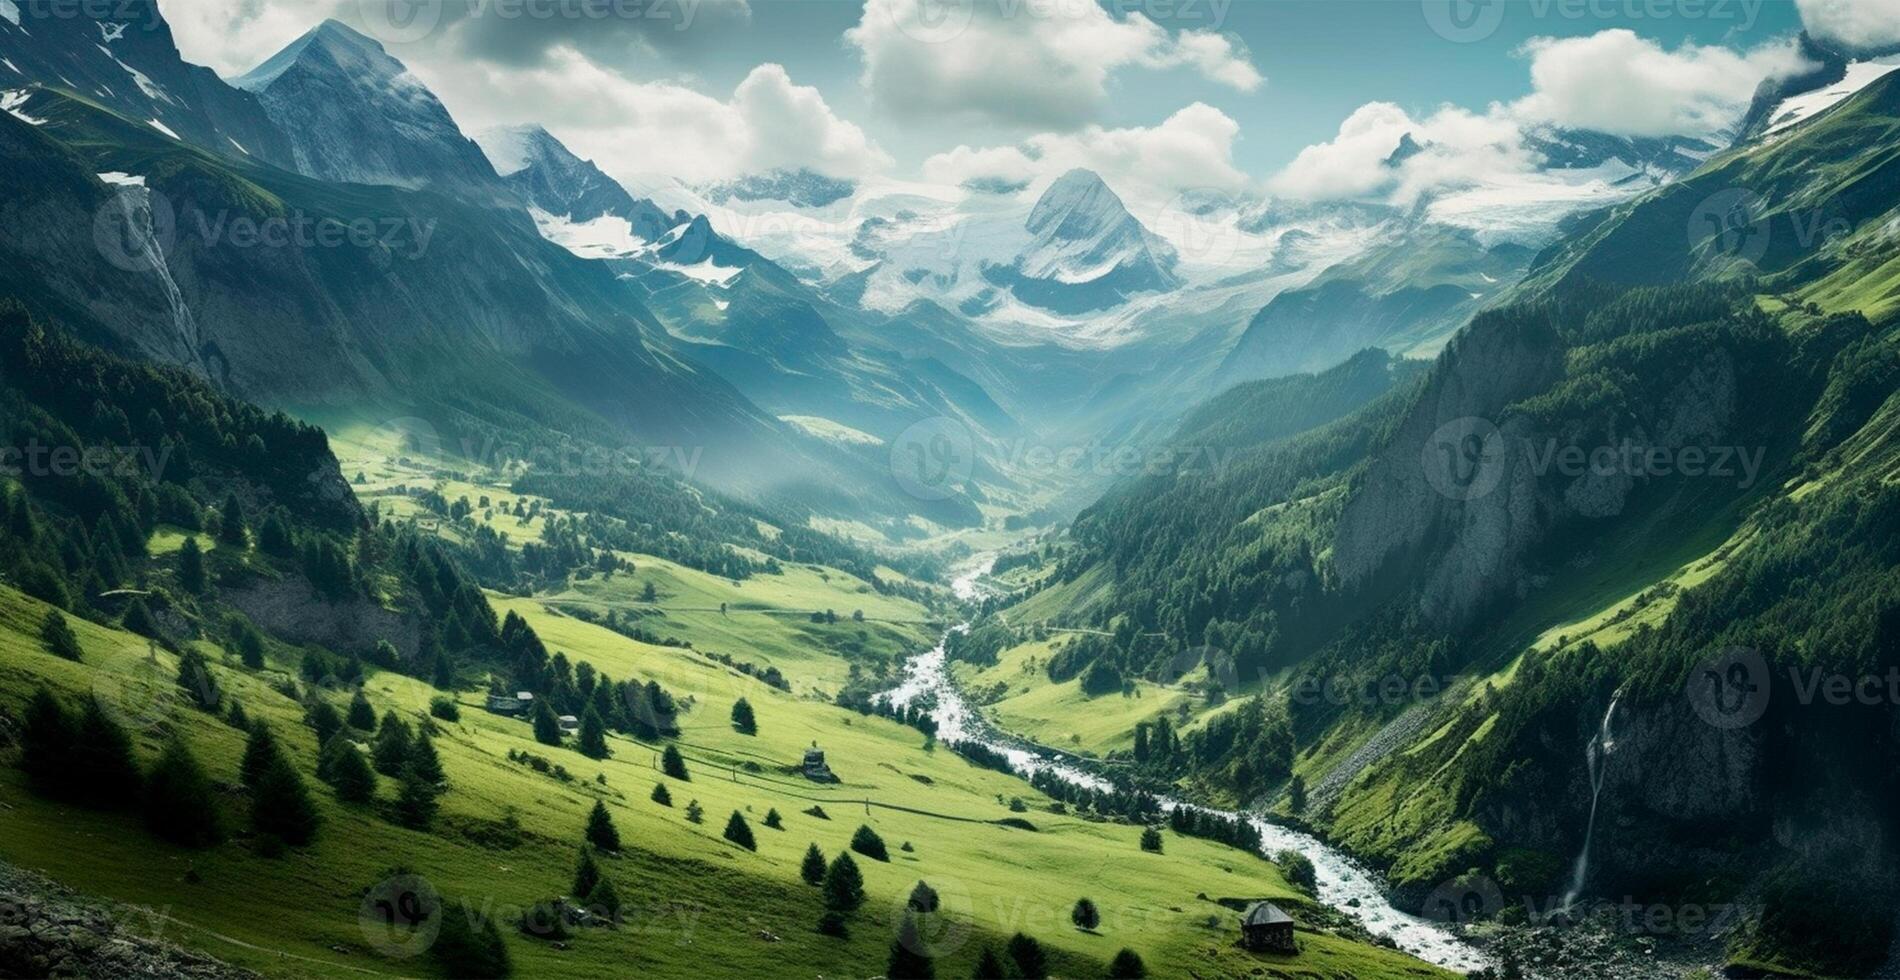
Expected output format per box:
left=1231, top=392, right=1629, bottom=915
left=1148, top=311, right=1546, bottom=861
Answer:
left=0, top=3, right=1897, bottom=979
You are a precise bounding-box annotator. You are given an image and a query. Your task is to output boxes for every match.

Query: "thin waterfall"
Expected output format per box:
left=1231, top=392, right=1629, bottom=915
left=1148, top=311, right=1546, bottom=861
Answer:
left=1561, top=692, right=1622, bottom=913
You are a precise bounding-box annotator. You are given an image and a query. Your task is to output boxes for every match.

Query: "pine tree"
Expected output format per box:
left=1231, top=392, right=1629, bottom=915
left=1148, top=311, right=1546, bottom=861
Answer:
left=571, top=845, right=602, bottom=898
left=232, top=618, right=266, bottom=669
left=121, top=598, right=159, bottom=639
left=326, top=735, right=377, bottom=804
left=730, top=697, right=756, bottom=735
left=586, top=800, right=621, bottom=852
left=433, top=899, right=511, bottom=979
left=723, top=810, right=757, bottom=851
left=763, top=807, right=783, bottom=830
left=305, top=700, right=342, bottom=747
left=251, top=755, right=319, bottom=846
left=851, top=824, right=889, bottom=862
left=661, top=744, right=689, bottom=780
left=372, top=712, right=413, bottom=777
left=801, top=843, right=827, bottom=886
left=408, top=730, right=445, bottom=786
left=20, top=688, right=75, bottom=797
left=578, top=706, right=610, bottom=759
left=1139, top=825, right=1164, bottom=853
left=532, top=700, right=563, bottom=746
left=178, top=536, right=207, bottom=594
left=1071, top=897, right=1100, bottom=930
left=972, top=947, right=1007, bottom=979
left=347, top=690, right=377, bottom=730
left=72, top=696, right=140, bottom=809
left=1288, top=774, right=1307, bottom=814
left=685, top=799, right=704, bottom=824
left=241, top=723, right=281, bottom=788
left=175, top=648, right=221, bottom=712
left=394, top=764, right=439, bottom=829
left=144, top=737, right=223, bottom=847
left=585, top=876, right=622, bottom=920
left=218, top=492, right=247, bottom=548
left=1006, top=934, right=1048, bottom=979
left=886, top=912, right=935, bottom=980
left=823, top=852, right=865, bottom=912
left=39, top=609, right=82, bottom=661
left=432, top=652, right=455, bottom=690
left=908, top=881, right=941, bottom=914
left=650, top=782, right=672, bottom=807
left=1107, top=948, right=1147, bottom=978
left=257, top=512, right=293, bottom=557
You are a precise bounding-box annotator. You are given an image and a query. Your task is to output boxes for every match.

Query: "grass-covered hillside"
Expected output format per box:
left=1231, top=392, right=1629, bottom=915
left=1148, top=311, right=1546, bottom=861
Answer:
left=0, top=307, right=1452, bottom=979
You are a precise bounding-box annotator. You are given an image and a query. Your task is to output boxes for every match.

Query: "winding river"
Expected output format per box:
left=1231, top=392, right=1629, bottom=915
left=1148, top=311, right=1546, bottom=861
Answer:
left=882, top=558, right=1491, bottom=976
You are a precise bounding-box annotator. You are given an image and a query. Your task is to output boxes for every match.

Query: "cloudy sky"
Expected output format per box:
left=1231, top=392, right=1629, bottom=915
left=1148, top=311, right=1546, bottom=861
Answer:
left=168, top=0, right=1898, bottom=204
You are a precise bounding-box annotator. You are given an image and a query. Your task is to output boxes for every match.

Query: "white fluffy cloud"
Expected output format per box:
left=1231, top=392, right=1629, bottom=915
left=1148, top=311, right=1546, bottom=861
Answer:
left=846, top=0, right=1262, bottom=131
left=167, top=0, right=343, bottom=76
left=1270, top=29, right=1806, bottom=205
left=1267, top=102, right=1533, bottom=205
left=1796, top=0, right=1900, bottom=52
left=922, top=102, right=1248, bottom=212
left=410, top=53, right=891, bottom=183
left=1513, top=30, right=1808, bottom=138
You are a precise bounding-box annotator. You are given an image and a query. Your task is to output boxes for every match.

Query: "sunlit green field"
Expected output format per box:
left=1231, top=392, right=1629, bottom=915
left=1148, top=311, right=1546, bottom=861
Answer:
left=951, top=638, right=1198, bottom=757
left=0, top=576, right=1451, bottom=979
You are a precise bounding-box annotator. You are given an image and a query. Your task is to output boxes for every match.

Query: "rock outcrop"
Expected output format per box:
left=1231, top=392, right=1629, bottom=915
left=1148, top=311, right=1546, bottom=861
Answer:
left=0, top=863, right=256, bottom=980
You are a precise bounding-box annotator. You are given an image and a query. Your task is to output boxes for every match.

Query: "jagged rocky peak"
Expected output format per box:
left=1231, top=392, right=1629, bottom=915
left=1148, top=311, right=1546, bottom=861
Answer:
left=231, top=19, right=502, bottom=195
left=476, top=123, right=579, bottom=178
left=1026, top=168, right=1136, bottom=240
left=232, top=19, right=393, bottom=91
left=1385, top=132, right=1426, bottom=167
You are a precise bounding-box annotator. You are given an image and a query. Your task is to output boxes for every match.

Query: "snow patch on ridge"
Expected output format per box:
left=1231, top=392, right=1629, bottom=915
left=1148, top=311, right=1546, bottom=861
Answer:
left=2, top=89, right=44, bottom=125
left=1765, top=58, right=1900, bottom=136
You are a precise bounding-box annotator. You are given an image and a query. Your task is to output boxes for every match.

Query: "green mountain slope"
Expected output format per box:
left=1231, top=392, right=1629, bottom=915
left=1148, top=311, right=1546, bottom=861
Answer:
left=987, top=69, right=1900, bottom=977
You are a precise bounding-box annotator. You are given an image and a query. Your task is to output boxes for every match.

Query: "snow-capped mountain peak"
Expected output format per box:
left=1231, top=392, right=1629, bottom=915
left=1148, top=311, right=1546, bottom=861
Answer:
left=474, top=123, right=677, bottom=251
left=995, top=168, right=1178, bottom=313
left=231, top=19, right=501, bottom=196
left=230, top=19, right=395, bottom=92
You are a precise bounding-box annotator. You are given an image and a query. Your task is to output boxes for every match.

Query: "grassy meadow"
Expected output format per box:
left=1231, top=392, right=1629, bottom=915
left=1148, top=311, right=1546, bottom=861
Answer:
left=0, top=423, right=1456, bottom=979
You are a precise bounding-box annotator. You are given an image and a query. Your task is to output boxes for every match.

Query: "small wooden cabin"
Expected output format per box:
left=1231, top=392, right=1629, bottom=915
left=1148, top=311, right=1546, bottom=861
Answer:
left=485, top=691, right=536, bottom=716
left=1240, top=901, right=1296, bottom=953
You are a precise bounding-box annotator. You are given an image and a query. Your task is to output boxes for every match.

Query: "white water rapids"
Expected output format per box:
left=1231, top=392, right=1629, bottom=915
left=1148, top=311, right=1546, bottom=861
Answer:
left=882, top=558, right=1492, bottom=975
